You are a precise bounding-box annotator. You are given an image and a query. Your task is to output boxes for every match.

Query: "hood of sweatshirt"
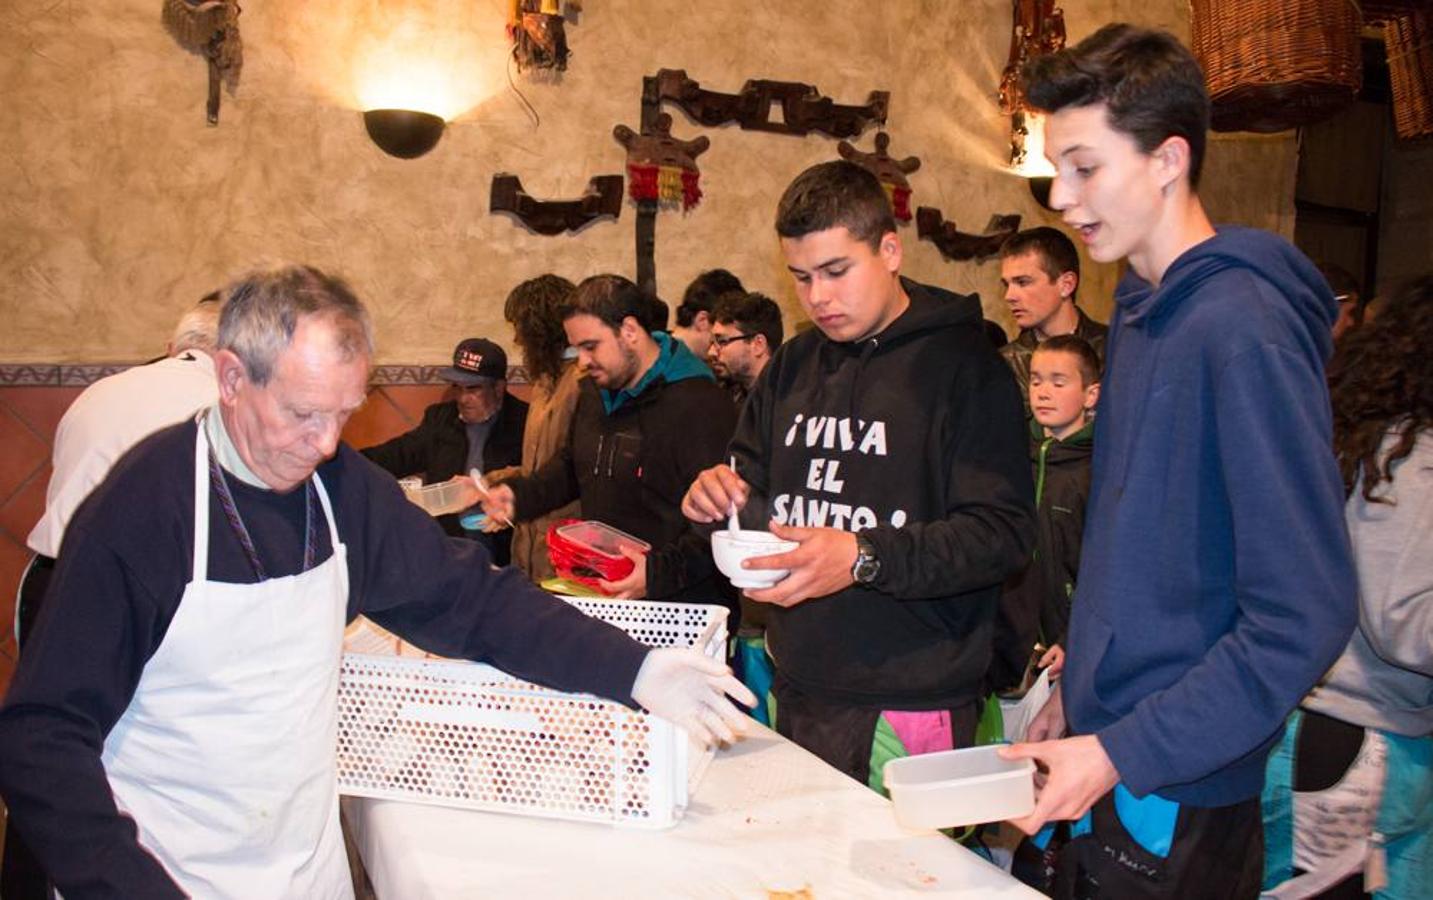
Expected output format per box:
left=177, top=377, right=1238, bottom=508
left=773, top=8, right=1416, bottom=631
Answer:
left=811, top=277, right=983, bottom=421
left=1115, top=225, right=1336, bottom=363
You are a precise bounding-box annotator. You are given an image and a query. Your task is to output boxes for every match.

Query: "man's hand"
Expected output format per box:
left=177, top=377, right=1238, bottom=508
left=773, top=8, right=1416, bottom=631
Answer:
left=742, top=521, right=858, bottom=608
left=631, top=648, right=758, bottom=748
left=1039, top=644, right=1066, bottom=679
left=1025, top=682, right=1066, bottom=744
left=479, top=483, right=517, bottom=525
left=999, top=734, right=1119, bottom=835
left=682, top=464, right=749, bottom=524
left=598, top=545, right=649, bottom=599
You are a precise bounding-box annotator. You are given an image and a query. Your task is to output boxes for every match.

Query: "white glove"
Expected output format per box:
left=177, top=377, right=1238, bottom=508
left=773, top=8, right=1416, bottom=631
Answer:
left=631, top=648, right=758, bottom=747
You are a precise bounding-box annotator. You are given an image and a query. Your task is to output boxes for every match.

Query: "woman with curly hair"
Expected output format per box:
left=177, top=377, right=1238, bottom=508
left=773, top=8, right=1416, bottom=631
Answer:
left=1262, top=275, right=1433, bottom=899
left=488, top=274, right=581, bottom=581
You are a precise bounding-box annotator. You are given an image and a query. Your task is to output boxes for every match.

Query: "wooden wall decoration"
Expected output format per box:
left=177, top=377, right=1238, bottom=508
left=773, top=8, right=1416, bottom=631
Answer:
left=916, top=208, right=1023, bottom=263
left=651, top=68, right=889, bottom=139
left=161, top=0, right=243, bottom=124
left=489, top=173, right=623, bottom=235
left=613, top=113, right=710, bottom=212
left=507, top=0, right=580, bottom=72
left=999, top=0, right=1067, bottom=168
left=837, top=132, right=921, bottom=222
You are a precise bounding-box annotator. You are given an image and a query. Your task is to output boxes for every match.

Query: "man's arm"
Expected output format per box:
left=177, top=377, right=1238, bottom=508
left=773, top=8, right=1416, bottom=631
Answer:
left=860, top=348, right=1036, bottom=599
left=361, top=405, right=441, bottom=478
left=1095, top=343, right=1357, bottom=797
left=347, top=458, right=649, bottom=701
left=644, top=385, right=739, bottom=598
left=0, top=530, right=187, bottom=896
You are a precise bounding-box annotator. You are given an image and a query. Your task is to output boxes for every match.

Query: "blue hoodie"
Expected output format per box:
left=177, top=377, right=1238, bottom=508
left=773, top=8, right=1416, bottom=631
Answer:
left=1064, top=227, right=1357, bottom=806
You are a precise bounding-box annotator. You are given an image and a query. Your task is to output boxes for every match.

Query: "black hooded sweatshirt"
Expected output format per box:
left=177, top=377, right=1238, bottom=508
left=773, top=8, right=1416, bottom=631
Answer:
left=730, top=278, right=1035, bottom=709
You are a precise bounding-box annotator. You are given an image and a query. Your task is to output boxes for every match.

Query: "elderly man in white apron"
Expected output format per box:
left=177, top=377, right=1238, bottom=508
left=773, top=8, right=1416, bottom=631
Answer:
left=0, top=264, right=753, bottom=898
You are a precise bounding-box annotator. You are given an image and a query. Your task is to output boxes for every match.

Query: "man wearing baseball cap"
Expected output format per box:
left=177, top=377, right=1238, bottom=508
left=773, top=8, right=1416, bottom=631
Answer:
left=364, top=337, right=528, bottom=564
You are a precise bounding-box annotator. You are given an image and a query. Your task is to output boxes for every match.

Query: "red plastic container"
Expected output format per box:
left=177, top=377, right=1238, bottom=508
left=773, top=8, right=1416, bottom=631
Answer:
left=546, top=519, right=651, bottom=594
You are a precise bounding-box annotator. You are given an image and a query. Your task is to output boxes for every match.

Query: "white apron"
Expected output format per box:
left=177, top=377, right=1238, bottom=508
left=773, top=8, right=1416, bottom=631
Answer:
left=99, top=423, right=353, bottom=899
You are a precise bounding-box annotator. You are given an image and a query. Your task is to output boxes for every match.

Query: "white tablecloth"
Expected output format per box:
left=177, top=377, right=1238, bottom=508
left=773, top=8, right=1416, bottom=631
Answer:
left=343, top=724, right=1042, bottom=898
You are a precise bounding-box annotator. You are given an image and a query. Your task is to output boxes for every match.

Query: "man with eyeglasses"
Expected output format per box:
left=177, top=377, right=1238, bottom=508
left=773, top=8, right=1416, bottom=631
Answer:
left=364, top=337, right=528, bottom=564
left=708, top=291, right=784, bottom=405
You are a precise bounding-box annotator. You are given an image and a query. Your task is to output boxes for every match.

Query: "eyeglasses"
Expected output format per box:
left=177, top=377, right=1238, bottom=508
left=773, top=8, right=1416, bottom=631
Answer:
left=711, top=332, right=757, bottom=348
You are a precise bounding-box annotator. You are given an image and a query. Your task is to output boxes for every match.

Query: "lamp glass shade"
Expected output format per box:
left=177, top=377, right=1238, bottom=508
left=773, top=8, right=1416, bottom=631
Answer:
left=363, top=109, right=446, bottom=159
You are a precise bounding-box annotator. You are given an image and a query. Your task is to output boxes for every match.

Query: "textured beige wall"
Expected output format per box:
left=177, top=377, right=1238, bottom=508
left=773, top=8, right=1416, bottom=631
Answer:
left=0, top=0, right=1296, bottom=365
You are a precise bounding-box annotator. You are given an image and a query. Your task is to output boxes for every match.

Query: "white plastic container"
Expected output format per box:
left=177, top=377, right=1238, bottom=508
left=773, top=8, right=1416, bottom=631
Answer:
left=401, top=478, right=476, bottom=516
left=336, top=597, right=728, bottom=829
left=883, top=744, right=1036, bottom=830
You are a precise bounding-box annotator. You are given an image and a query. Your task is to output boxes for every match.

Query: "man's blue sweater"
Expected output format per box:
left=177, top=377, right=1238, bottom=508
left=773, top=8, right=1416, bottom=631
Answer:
left=1065, top=226, right=1357, bottom=806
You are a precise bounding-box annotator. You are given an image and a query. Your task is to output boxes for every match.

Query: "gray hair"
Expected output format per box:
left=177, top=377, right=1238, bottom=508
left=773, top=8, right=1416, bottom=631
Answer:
left=168, top=293, right=222, bottom=355
left=217, top=265, right=375, bottom=385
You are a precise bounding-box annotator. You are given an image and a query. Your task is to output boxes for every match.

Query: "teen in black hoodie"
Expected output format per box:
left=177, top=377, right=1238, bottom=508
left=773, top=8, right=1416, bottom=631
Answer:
left=684, top=162, right=1034, bottom=786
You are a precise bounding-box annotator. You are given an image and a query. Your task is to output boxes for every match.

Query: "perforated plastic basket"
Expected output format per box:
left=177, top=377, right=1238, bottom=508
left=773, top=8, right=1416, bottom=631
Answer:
left=336, top=597, right=727, bottom=829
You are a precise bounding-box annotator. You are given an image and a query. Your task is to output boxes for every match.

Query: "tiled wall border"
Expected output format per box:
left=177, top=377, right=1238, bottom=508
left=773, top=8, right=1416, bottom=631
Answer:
left=0, top=363, right=531, bottom=387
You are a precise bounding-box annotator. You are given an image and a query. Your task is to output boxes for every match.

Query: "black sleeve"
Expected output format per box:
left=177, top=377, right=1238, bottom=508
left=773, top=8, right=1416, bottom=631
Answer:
left=0, top=525, right=187, bottom=897
left=645, top=385, right=739, bottom=598
left=341, top=453, right=650, bottom=703
left=863, top=343, right=1037, bottom=599
left=360, top=406, right=438, bottom=478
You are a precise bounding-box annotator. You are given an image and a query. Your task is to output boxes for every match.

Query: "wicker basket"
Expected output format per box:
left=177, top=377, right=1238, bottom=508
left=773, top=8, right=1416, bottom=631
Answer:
left=1384, top=9, right=1432, bottom=141
left=1190, top=0, right=1363, bottom=133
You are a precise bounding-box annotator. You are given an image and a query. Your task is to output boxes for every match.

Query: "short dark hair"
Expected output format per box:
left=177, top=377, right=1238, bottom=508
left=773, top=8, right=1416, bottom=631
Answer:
left=1033, top=334, right=1102, bottom=387
left=775, top=160, right=896, bottom=250
left=1001, top=226, right=1081, bottom=292
left=712, top=291, right=784, bottom=349
left=504, top=274, right=575, bottom=384
left=1023, top=23, right=1210, bottom=189
left=678, top=269, right=744, bottom=327
left=563, top=274, right=654, bottom=333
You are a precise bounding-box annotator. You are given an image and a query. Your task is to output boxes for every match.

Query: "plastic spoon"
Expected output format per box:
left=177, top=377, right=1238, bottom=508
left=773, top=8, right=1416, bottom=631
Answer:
left=727, top=456, right=739, bottom=534
left=469, top=468, right=516, bottom=529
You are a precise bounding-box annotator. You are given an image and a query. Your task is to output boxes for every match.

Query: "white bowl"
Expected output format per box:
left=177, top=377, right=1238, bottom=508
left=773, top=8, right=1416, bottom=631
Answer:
left=711, top=529, right=799, bottom=589
left=883, top=745, right=1035, bottom=830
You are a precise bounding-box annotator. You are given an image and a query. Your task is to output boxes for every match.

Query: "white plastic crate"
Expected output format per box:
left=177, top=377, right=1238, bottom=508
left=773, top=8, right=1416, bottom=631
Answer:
left=336, top=597, right=728, bottom=829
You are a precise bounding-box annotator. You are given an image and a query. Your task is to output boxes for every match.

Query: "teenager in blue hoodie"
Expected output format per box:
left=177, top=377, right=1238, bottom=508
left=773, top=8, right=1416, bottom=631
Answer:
left=998, top=25, right=1357, bottom=897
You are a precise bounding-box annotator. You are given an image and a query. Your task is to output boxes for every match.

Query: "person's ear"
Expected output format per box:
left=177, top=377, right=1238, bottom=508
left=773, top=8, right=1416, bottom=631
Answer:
left=694, top=310, right=710, bottom=330
left=618, top=316, right=643, bottom=345
left=1152, top=135, right=1191, bottom=193
left=1084, top=381, right=1101, bottom=412
left=878, top=231, right=903, bottom=273
left=1056, top=270, right=1078, bottom=300
left=214, top=349, right=248, bottom=405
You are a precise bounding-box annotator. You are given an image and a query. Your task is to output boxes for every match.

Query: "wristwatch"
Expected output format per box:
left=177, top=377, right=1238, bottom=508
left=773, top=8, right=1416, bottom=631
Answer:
left=851, top=533, right=881, bottom=585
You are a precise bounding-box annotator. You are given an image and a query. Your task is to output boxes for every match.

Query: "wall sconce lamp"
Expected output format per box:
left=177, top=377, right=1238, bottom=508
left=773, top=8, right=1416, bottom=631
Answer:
left=363, top=109, right=446, bottom=159
left=1009, top=110, right=1055, bottom=210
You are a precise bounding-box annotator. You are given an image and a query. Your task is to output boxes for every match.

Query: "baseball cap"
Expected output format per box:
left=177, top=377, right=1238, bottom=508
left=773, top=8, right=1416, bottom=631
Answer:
left=439, top=338, right=507, bottom=386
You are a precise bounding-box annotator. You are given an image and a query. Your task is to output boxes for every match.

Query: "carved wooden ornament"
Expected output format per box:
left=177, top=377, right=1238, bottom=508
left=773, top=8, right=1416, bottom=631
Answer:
left=837, top=132, right=921, bottom=222
left=613, top=113, right=711, bottom=211
left=916, top=209, right=1023, bottom=263
left=161, top=0, right=242, bottom=125
left=490, top=173, right=623, bottom=235
left=652, top=69, right=888, bottom=139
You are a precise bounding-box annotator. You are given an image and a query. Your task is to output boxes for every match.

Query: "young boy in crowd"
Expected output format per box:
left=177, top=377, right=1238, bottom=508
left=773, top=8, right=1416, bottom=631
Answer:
left=998, top=24, right=1356, bottom=898
left=992, top=335, right=1100, bottom=696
